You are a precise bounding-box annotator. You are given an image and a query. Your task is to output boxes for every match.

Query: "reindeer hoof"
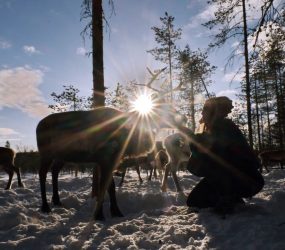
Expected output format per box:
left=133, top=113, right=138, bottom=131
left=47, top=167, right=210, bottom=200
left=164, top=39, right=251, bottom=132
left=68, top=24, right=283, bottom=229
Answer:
left=19, top=183, right=25, bottom=188
left=41, top=204, right=51, bottom=213
left=111, top=210, right=124, bottom=218
left=111, top=206, right=124, bottom=218
left=52, top=197, right=62, bottom=207
left=94, top=211, right=105, bottom=221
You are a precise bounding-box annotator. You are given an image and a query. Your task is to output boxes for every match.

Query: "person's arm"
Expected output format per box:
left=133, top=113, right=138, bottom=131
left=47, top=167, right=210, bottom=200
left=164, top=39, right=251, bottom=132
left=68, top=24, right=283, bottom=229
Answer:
left=175, top=124, right=195, bottom=138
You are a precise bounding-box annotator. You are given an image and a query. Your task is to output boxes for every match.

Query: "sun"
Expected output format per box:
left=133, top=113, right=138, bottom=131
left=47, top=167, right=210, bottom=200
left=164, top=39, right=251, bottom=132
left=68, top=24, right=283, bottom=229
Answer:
left=132, top=94, right=154, bottom=115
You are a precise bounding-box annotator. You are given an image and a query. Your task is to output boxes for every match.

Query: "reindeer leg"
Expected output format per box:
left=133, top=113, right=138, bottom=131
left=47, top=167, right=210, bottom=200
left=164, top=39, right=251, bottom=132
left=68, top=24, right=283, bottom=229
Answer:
left=161, top=163, right=171, bottom=192
left=13, top=165, right=24, bottom=187
left=51, top=160, right=65, bottom=206
left=92, top=165, right=100, bottom=197
left=148, top=163, right=156, bottom=181
left=93, top=159, right=123, bottom=220
left=153, top=167, right=158, bottom=179
left=108, top=176, right=123, bottom=218
left=171, top=169, right=182, bottom=192
left=136, top=166, right=143, bottom=184
left=148, top=168, right=153, bottom=181
left=39, top=157, right=52, bottom=213
left=265, top=162, right=270, bottom=173
left=119, top=169, right=126, bottom=187
left=158, top=168, right=163, bottom=181
left=94, top=165, right=109, bottom=221
left=93, top=166, right=105, bottom=221
left=4, top=164, right=14, bottom=190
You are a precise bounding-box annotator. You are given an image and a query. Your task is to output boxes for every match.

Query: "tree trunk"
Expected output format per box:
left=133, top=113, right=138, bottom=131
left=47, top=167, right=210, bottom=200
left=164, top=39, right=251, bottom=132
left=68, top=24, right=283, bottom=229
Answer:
left=190, top=80, right=195, bottom=131
left=92, top=0, right=105, bottom=107
left=167, top=26, right=173, bottom=103
left=91, top=0, right=104, bottom=200
left=242, top=0, right=253, bottom=147
left=274, top=69, right=284, bottom=148
left=260, top=110, right=265, bottom=149
left=253, top=77, right=261, bottom=150
left=262, top=69, right=272, bottom=147
left=278, top=66, right=285, bottom=147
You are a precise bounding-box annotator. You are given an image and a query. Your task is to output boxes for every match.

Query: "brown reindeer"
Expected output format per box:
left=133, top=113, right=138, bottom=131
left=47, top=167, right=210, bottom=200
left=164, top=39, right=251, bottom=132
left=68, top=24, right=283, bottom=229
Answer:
left=135, top=141, right=167, bottom=182
left=116, top=141, right=167, bottom=186
left=37, top=104, right=183, bottom=220
left=258, top=149, right=285, bottom=172
left=154, top=148, right=169, bottom=179
left=116, top=157, right=144, bottom=186
left=148, top=141, right=168, bottom=181
left=0, top=147, right=24, bottom=189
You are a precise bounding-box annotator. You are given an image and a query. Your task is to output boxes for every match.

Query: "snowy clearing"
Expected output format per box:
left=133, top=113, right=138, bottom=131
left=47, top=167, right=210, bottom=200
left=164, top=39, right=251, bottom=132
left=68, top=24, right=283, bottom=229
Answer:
left=0, top=169, right=284, bottom=250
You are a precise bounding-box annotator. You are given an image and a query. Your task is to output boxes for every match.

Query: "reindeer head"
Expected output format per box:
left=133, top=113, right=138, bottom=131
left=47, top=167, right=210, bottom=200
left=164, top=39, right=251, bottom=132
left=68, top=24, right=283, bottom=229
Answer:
left=150, top=94, right=187, bottom=129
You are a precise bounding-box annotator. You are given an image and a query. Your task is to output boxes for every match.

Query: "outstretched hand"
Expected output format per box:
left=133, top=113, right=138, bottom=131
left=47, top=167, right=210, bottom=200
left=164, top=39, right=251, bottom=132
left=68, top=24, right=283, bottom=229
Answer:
left=176, top=124, right=195, bottom=138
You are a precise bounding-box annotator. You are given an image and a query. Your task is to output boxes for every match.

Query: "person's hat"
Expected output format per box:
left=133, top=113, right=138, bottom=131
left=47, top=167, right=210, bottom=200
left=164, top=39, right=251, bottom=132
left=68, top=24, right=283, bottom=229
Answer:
left=203, top=96, right=233, bottom=118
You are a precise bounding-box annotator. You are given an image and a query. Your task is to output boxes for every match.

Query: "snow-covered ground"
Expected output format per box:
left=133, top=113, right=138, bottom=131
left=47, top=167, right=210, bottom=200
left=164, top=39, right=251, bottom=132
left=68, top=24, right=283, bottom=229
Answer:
left=0, top=168, right=285, bottom=250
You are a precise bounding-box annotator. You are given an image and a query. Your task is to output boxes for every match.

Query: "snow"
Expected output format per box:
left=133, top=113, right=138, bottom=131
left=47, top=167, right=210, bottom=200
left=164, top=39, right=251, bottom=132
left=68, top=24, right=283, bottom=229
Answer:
left=0, top=169, right=285, bottom=250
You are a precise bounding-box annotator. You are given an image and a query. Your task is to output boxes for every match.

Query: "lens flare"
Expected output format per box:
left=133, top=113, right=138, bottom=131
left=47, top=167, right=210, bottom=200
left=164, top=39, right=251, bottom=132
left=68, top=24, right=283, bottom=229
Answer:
left=132, top=94, right=154, bottom=115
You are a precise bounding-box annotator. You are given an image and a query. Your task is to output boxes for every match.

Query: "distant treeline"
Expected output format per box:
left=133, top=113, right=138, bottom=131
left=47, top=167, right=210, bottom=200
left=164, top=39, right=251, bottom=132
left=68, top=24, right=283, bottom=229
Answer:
left=14, top=152, right=94, bottom=175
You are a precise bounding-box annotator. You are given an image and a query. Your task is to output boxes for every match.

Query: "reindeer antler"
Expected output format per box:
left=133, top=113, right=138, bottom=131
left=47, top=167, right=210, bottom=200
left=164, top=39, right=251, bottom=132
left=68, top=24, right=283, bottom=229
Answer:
left=134, top=66, right=167, bottom=90
left=172, top=81, right=186, bottom=92
left=134, top=66, right=189, bottom=98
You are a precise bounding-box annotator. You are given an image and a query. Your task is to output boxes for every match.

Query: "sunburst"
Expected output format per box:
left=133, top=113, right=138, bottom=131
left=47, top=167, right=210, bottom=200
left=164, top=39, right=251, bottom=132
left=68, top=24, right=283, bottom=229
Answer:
left=131, top=94, right=154, bottom=115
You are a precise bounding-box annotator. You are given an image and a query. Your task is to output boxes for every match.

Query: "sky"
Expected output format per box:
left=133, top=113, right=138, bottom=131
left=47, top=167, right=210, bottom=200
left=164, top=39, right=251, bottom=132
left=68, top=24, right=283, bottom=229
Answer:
left=0, top=0, right=251, bottom=150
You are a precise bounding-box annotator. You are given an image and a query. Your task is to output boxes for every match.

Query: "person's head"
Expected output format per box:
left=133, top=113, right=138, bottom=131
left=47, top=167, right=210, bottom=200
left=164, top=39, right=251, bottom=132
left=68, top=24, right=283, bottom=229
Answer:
left=200, top=96, right=233, bottom=126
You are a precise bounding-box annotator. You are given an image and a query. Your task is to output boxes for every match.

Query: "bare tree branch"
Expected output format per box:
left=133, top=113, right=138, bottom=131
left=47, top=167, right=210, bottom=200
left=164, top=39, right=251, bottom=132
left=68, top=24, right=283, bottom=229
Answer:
left=253, top=0, right=275, bottom=48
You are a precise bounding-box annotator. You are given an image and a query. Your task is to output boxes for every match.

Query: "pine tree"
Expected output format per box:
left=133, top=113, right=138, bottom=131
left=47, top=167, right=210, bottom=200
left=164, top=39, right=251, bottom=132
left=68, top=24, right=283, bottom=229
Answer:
left=109, top=82, right=130, bottom=111
left=203, top=0, right=284, bottom=147
left=48, top=85, right=91, bottom=112
left=5, top=140, right=10, bottom=148
left=147, top=12, right=182, bottom=103
left=253, top=20, right=285, bottom=148
left=177, top=45, right=216, bottom=131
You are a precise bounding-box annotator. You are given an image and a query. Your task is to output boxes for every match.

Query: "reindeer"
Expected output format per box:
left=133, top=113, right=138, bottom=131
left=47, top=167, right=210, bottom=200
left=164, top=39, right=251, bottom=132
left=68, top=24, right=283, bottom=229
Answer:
left=116, top=141, right=167, bottom=186
left=146, top=141, right=168, bottom=181
left=258, top=149, right=285, bottom=172
left=154, top=148, right=169, bottom=180
left=0, top=147, right=24, bottom=189
left=161, top=132, right=191, bottom=192
left=116, top=157, right=144, bottom=186
left=37, top=103, right=183, bottom=220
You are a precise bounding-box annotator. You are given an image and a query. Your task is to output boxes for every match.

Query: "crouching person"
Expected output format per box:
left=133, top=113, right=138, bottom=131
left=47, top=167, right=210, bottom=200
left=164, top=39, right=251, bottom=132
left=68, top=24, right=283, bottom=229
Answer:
left=186, top=96, right=264, bottom=214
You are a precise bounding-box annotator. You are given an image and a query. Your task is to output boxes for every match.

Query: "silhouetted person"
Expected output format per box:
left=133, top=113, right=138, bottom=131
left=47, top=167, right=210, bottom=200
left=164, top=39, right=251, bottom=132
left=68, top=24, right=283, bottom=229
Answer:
left=184, top=96, right=264, bottom=214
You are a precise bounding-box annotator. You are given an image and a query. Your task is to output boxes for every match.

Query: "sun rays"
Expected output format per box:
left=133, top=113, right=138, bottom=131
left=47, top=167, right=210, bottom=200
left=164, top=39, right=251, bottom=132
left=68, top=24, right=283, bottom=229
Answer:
left=63, top=93, right=183, bottom=173
left=131, top=94, right=154, bottom=115
left=58, top=94, right=255, bottom=205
